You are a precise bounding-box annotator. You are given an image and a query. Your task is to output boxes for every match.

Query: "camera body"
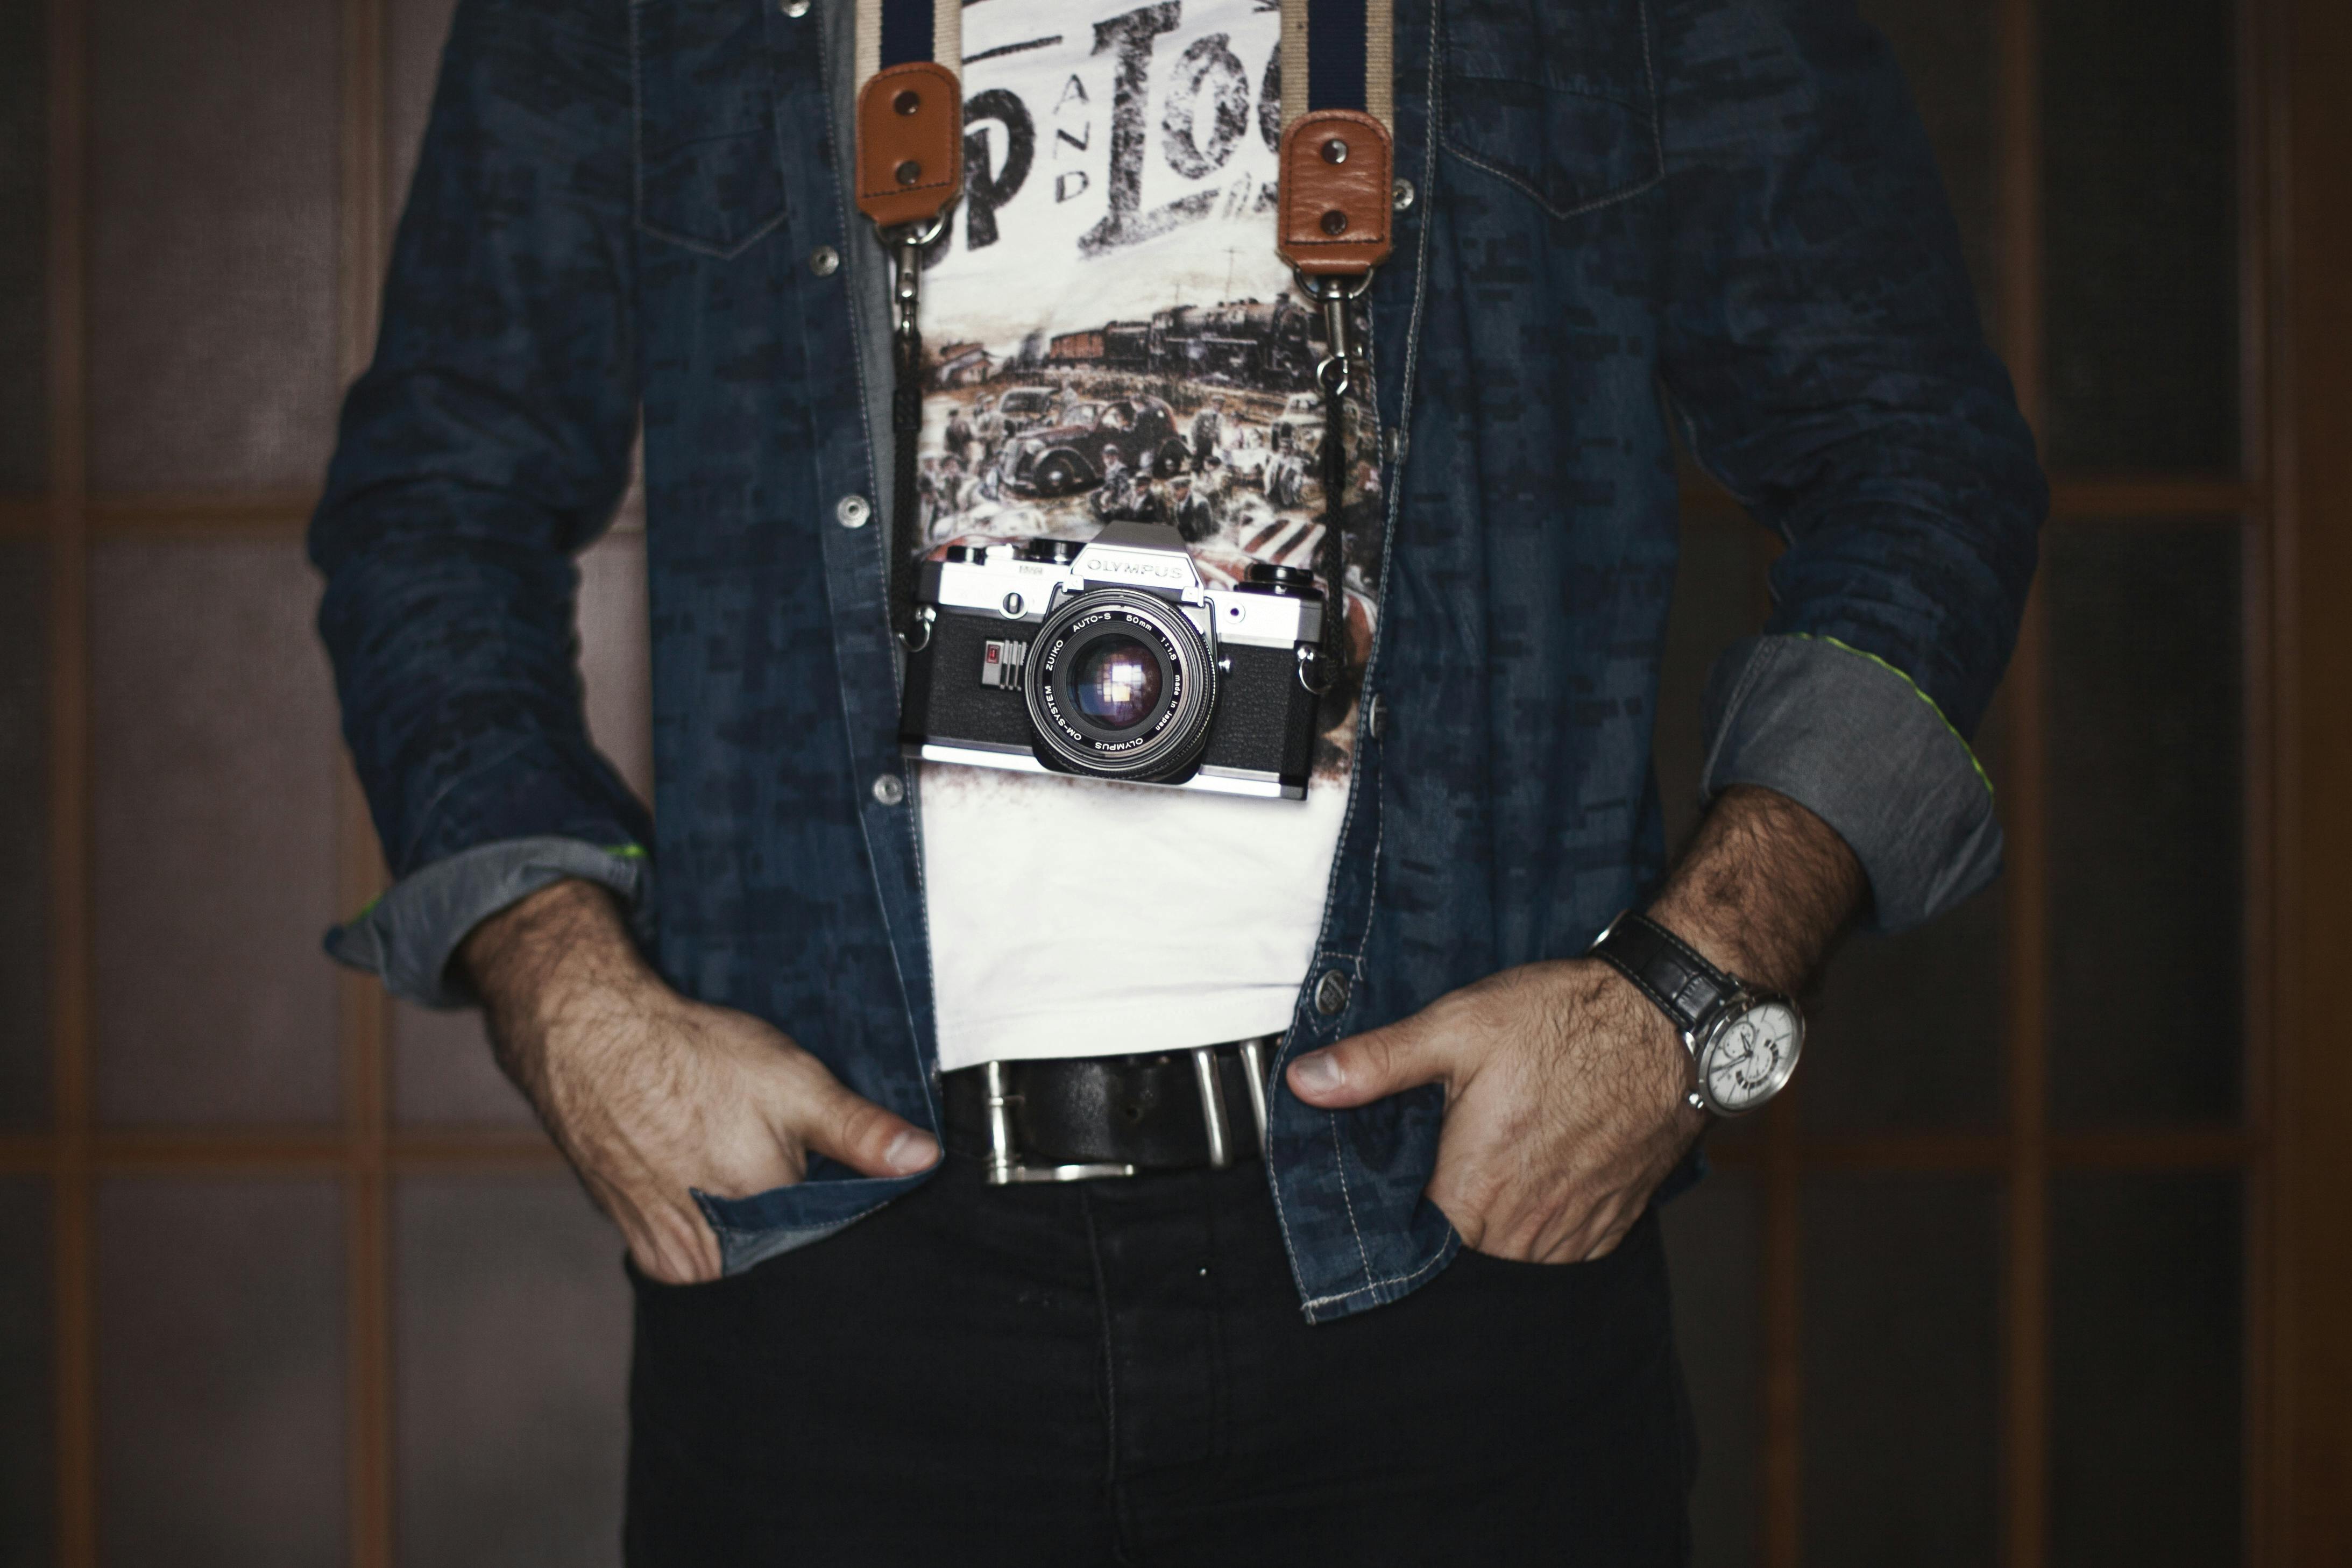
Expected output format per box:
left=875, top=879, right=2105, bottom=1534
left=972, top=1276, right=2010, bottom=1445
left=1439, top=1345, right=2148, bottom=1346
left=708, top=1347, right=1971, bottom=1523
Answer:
left=899, top=522, right=1326, bottom=798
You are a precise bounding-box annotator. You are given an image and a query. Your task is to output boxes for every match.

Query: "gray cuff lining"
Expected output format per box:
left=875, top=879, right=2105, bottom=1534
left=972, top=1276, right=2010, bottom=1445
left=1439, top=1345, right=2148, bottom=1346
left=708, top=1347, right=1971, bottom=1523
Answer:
left=1699, top=634, right=2001, bottom=932
left=324, top=836, right=653, bottom=1008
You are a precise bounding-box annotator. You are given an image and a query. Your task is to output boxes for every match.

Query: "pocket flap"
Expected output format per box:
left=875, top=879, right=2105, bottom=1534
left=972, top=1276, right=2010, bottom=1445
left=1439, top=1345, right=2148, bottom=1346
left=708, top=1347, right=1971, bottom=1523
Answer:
left=1442, top=0, right=1662, bottom=219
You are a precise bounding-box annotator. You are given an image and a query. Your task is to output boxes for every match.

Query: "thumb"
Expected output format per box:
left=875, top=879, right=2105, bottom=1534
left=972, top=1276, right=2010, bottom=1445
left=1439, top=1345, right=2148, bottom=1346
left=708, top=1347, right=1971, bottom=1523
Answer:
left=1287, top=1010, right=1453, bottom=1109
left=777, top=1058, right=940, bottom=1178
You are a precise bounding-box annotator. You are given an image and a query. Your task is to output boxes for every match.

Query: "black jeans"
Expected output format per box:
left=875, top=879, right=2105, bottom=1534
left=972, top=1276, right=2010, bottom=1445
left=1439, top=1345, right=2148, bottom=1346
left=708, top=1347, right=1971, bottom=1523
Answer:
left=625, top=1154, right=1695, bottom=1565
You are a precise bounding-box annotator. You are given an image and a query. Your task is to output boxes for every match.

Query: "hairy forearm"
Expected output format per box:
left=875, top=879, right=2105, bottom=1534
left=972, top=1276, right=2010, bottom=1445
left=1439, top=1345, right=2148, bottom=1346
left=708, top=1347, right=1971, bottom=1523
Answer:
left=1647, top=785, right=1867, bottom=995
left=459, top=878, right=651, bottom=1105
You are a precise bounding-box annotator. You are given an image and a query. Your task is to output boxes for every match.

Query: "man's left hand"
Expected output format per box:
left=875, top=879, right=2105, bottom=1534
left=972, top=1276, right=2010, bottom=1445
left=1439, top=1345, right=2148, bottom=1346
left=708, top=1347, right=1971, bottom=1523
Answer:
left=1286, top=958, right=1704, bottom=1263
left=1285, top=784, right=1868, bottom=1265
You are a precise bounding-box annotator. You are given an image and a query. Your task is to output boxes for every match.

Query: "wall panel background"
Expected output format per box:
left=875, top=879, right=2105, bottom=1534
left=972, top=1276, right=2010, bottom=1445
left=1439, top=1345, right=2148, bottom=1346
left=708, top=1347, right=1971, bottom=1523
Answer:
left=94, top=1179, right=346, bottom=1567
left=90, top=540, right=339, bottom=1126
left=0, top=544, right=51, bottom=1128
left=86, top=0, right=339, bottom=493
left=392, top=1176, right=629, bottom=1568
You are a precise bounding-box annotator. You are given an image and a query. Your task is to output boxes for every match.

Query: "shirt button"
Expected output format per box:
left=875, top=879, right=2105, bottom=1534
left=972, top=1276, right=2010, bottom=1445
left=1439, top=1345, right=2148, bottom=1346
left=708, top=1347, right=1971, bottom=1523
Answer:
left=835, top=493, right=871, bottom=528
left=808, top=245, right=840, bottom=277
left=1314, top=969, right=1351, bottom=1017
left=1391, top=178, right=1416, bottom=212
left=780, top=0, right=811, bottom=16
left=872, top=772, right=905, bottom=806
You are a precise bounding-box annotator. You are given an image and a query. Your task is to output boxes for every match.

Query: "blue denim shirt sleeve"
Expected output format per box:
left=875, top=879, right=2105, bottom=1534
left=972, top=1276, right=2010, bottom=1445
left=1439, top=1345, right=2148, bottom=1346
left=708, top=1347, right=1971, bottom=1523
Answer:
left=306, top=0, right=651, bottom=890
left=1701, top=633, right=2000, bottom=931
left=325, top=835, right=654, bottom=1008
left=1654, top=0, right=2048, bottom=741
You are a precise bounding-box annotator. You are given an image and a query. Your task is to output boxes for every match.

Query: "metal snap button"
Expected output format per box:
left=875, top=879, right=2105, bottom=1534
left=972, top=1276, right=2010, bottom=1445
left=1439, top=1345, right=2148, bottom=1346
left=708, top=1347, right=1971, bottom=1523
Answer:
left=1392, top=178, right=1416, bottom=212
left=1319, top=209, right=1348, bottom=236
left=872, top=772, right=905, bottom=805
left=1314, top=969, right=1351, bottom=1017
left=1321, top=137, right=1349, bottom=165
left=835, top=494, right=871, bottom=528
left=780, top=0, right=810, bottom=16
left=808, top=245, right=840, bottom=277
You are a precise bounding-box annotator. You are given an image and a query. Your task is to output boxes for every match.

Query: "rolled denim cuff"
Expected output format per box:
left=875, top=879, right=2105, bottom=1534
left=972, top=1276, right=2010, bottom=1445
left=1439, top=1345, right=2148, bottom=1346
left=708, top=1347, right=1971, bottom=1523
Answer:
left=324, top=835, right=653, bottom=1008
left=1700, top=634, right=2000, bottom=932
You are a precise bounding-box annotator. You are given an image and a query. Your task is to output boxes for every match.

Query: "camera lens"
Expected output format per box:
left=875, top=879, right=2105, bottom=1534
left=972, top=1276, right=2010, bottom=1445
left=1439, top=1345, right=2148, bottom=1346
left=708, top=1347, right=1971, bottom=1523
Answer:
left=1024, top=589, right=1216, bottom=782
left=1071, top=635, right=1163, bottom=732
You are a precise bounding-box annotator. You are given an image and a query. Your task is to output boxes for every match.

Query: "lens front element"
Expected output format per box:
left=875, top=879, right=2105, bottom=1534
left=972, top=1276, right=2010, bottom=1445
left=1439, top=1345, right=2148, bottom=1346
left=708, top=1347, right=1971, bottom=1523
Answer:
left=1071, top=635, right=1164, bottom=732
left=1024, top=588, right=1216, bottom=781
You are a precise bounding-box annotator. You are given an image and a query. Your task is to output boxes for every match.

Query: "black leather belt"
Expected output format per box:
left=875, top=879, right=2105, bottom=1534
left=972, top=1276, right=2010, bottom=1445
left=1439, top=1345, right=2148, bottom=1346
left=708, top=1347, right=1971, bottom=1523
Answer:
left=941, top=1040, right=1275, bottom=1183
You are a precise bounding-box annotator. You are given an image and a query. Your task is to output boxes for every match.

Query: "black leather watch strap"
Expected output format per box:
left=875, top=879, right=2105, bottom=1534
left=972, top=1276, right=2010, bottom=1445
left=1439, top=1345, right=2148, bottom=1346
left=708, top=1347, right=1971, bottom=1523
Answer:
left=1590, top=911, right=1739, bottom=1039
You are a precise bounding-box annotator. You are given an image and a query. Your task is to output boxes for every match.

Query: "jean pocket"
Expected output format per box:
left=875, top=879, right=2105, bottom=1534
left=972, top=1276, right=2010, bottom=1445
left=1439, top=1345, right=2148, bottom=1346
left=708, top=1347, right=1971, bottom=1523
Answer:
left=689, top=1171, right=925, bottom=1276
left=1440, top=0, right=1662, bottom=219
left=630, top=0, right=788, bottom=256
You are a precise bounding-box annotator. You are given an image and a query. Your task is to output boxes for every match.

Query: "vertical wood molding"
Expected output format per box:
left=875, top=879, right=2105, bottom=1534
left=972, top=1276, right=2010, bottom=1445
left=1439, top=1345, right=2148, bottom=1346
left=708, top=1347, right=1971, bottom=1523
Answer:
left=1995, top=0, right=2050, bottom=1562
left=2270, top=0, right=2352, bottom=1556
left=2237, top=0, right=2279, bottom=1558
left=335, top=0, right=393, bottom=1560
left=46, top=0, right=95, bottom=1559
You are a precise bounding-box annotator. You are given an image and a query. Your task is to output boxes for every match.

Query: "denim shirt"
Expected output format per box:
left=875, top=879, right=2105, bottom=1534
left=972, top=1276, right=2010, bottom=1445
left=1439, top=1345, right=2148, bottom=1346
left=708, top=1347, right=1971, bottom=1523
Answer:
left=311, top=0, right=2043, bottom=1321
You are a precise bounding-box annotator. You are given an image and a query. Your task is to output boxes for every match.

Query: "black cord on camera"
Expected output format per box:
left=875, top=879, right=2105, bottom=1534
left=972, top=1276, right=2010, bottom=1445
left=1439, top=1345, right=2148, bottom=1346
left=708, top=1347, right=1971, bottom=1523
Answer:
left=1316, top=381, right=1348, bottom=693
left=890, top=325, right=925, bottom=650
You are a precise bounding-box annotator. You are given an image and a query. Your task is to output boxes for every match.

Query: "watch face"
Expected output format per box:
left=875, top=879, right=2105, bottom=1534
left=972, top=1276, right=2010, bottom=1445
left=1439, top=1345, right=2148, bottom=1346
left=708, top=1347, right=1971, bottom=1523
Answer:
left=1699, top=999, right=1803, bottom=1114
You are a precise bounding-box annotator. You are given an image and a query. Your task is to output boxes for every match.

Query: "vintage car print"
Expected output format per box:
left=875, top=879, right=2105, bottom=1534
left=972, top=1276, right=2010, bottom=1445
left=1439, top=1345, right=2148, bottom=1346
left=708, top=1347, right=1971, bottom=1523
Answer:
left=1000, top=395, right=1191, bottom=497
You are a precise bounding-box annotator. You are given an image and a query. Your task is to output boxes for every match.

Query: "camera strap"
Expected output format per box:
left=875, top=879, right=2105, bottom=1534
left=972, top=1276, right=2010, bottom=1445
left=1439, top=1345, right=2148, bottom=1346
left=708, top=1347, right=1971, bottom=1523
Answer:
left=853, top=0, right=1395, bottom=664
left=853, top=0, right=964, bottom=649
left=1273, top=0, right=1395, bottom=689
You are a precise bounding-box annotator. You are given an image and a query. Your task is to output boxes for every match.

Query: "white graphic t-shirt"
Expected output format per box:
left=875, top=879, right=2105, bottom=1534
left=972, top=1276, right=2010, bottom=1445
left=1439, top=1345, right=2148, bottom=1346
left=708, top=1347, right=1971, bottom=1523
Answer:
left=915, top=0, right=1383, bottom=1071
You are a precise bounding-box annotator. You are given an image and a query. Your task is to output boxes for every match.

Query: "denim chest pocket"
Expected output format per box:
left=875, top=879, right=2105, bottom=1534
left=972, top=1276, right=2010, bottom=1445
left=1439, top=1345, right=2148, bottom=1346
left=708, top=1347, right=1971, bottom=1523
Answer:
left=1441, top=0, right=1662, bottom=219
left=632, top=0, right=789, bottom=256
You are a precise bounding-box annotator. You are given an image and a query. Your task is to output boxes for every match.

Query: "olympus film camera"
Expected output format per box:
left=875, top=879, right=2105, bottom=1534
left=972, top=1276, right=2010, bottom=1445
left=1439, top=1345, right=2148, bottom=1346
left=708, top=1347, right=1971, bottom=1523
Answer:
left=899, top=522, right=1328, bottom=798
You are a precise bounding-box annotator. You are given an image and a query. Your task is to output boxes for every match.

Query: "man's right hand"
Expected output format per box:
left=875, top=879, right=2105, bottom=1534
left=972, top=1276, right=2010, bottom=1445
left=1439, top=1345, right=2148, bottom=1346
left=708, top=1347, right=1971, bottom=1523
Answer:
left=460, top=879, right=940, bottom=1285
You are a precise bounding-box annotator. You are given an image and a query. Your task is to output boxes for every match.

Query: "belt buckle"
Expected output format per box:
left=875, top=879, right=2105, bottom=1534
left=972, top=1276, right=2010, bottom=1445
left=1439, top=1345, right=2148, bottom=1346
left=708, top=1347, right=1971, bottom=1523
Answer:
left=979, top=1042, right=1274, bottom=1187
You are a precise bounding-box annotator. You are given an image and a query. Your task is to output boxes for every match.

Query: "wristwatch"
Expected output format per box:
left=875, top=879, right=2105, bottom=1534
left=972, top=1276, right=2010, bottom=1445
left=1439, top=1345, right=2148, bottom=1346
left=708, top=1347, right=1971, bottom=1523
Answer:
left=1589, top=910, right=1804, bottom=1116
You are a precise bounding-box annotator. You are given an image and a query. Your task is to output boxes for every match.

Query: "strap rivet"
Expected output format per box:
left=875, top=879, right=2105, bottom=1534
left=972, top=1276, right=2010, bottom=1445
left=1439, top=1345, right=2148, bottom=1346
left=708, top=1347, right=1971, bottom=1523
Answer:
left=1321, top=137, right=1349, bottom=165
left=894, top=89, right=920, bottom=115
left=895, top=159, right=922, bottom=186
left=1319, top=209, right=1348, bottom=236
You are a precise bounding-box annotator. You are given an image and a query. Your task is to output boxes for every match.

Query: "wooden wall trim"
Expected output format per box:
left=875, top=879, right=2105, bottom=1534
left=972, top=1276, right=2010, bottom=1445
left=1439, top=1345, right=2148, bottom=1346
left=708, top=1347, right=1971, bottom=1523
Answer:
left=46, top=0, right=94, bottom=1558
left=2270, top=0, right=2352, bottom=1556
left=336, top=0, right=394, bottom=1558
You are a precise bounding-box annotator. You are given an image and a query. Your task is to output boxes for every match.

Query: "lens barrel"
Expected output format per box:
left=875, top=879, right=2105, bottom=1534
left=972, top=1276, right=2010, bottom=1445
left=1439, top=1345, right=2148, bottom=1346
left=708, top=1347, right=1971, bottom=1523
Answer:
left=1024, top=588, right=1216, bottom=781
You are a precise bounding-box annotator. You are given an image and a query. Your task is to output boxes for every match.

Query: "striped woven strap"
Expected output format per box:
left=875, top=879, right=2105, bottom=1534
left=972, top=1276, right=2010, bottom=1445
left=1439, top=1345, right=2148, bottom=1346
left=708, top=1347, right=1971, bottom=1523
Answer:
left=852, top=0, right=964, bottom=230
left=1274, top=0, right=1396, bottom=276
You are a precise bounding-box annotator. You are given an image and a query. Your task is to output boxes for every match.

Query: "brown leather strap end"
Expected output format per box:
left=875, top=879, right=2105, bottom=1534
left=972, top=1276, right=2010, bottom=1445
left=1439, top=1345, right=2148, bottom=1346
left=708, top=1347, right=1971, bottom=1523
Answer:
left=1276, top=110, right=1393, bottom=276
left=855, top=61, right=963, bottom=230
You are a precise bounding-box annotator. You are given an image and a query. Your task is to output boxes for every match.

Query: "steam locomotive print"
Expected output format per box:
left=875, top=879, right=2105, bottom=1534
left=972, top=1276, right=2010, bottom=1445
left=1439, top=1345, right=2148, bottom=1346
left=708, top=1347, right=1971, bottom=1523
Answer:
left=1043, top=299, right=1321, bottom=386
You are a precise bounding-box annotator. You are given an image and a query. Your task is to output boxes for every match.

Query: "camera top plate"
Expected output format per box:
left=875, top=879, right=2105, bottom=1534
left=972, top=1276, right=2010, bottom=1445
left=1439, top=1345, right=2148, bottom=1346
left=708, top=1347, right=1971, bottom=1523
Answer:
left=1068, top=522, right=1205, bottom=596
left=920, top=522, right=1325, bottom=651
